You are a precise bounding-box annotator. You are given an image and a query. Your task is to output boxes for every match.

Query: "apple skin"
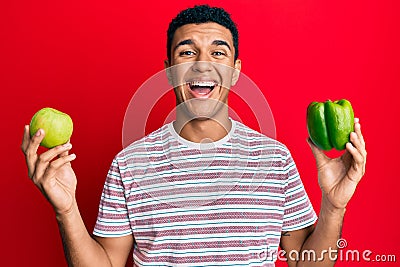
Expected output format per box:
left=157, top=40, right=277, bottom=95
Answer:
left=29, top=107, right=73, bottom=148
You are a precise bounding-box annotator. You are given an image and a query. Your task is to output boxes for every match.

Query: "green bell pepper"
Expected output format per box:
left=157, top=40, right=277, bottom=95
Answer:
left=307, top=99, right=354, bottom=150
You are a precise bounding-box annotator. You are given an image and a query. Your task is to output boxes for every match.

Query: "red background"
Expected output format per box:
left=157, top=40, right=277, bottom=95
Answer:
left=1, top=0, right=399, bottom=266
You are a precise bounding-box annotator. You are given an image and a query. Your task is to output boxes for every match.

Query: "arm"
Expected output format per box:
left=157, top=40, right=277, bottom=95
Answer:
left=21, top=125, right=133, bottom=266
left=280, top=118, right=366, bottom=266
left=56, top=202, right=133, bottom=267
left=280, top=199, right=344, bottom=267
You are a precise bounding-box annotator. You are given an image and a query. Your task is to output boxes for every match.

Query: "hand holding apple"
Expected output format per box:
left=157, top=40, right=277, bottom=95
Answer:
left=22, top=108, right=77, bottom=215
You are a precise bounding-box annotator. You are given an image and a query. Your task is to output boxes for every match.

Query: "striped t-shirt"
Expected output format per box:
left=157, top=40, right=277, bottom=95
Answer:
left=94, top=119, right=317, bottom=266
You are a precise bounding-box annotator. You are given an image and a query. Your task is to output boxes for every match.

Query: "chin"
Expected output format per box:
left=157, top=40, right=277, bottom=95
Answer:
left=182, top=99, right=224, bottom=119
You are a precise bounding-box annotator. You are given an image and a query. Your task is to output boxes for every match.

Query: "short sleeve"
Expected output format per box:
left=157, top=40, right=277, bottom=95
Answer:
left=93, top=157, right=132, bottom=237
left=282, top=152, right=318, bottom=231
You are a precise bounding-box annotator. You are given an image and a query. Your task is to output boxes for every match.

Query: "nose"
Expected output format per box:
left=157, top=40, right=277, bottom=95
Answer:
left=191, top=61, right=213, bottom=72
left=191, top=53, right=213, bottom=73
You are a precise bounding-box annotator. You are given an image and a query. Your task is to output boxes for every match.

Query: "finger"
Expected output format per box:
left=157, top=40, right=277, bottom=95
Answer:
left=59, top=151, right=69, bottom=157
left=354, top=119, right=365, bottom=147
left=349, top=131, right=367, bottom=174
left=43, top=154, right=76, bottom=182
left=349, top=132, right=362, bottom=151
left=21, top=125, right=30, bottom=152
left=307, top=138, right=329, bottom=165
left=24, top=128, right=45, bottom=177
left=346, top=141, right=364, bottom=164
left=345, top=142, right=365, bottom=181
left=38, top=143, right=73, bottom=163
left=350, top=129, right=367, bottom=159
left=25, top=128, right=45, bottom=157
left=32, top=143, right=73, bottom=183
left=59, top=140, right=71, bottom=157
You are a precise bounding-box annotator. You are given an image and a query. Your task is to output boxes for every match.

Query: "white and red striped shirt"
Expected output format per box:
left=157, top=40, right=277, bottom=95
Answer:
left=94, top=119, right=317, bottom=266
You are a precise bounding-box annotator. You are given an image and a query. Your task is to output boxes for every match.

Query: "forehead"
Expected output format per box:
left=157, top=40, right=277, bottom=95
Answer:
left=172, top=22, right=233, bottom=45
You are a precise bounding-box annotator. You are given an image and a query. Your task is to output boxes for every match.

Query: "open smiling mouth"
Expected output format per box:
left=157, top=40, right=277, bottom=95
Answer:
left=187, top=80, right=219, bottom=98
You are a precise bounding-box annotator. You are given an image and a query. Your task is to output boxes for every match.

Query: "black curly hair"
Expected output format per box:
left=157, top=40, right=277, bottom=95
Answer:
left=167, top=5, right=239, bottom=62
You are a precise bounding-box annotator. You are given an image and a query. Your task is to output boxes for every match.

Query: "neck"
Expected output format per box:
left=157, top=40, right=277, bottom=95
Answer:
left=174, top=107, right=231, bottom=143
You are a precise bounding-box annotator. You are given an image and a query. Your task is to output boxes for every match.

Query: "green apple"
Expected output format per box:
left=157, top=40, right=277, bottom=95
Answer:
left=29, top=107, right=73, bottom=148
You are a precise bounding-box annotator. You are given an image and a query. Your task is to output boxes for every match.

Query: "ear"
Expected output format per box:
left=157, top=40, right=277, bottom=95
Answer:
left=164, top=59, right=173, bottom=86
left=164, top=59, right=170, bottom=69
left=231, top=59, right=242, bottom=86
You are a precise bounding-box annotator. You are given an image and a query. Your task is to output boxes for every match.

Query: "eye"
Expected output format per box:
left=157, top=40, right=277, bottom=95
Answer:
left=212, top=51, right=226, bottom=57
left=179, top=50, right=196, bottom=56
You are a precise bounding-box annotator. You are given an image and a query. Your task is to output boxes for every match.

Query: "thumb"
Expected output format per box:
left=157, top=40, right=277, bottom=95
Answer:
left=307, top=137, right=329, bottom=165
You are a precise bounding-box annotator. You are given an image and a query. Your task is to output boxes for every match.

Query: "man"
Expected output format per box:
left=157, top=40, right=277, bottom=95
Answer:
left=21, top=5, right=366, bottom=267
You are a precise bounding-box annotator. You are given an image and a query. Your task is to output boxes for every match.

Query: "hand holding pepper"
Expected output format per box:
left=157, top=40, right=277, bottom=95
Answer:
left=307, top=117, right=367, bottom=210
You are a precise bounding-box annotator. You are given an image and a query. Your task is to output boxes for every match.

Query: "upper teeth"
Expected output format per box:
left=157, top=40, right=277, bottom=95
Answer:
left=189, top=81, right=215, bottom=87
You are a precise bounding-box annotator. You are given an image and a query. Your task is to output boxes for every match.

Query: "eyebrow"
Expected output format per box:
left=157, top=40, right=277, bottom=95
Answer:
left=173, top=39, right=232, bottom=52
left=173, top=39, right=194, bottom=52
left=212, top=40, right=231, bottom=51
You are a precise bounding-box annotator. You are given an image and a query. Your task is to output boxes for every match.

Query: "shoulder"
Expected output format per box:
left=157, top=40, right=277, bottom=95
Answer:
left=115, top=123, right=172, bottom=162
left=233, top=119, right=291, bottom=158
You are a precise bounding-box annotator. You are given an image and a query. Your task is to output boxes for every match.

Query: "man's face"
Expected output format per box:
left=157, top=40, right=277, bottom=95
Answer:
left=165, top=22, right=241, bottom=119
